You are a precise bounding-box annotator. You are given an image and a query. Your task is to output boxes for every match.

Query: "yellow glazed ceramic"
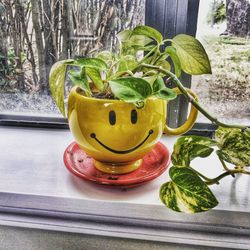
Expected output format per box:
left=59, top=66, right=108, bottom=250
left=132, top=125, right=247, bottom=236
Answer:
left=68, top=86, right=198, bottom=174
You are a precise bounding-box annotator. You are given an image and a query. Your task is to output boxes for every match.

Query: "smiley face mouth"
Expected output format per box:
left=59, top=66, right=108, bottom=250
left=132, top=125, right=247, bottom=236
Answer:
left=90, top=130, right=154, bottom=154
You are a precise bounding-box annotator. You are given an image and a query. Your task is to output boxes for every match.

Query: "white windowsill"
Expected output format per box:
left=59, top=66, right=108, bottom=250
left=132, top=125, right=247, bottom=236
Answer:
left=0, top=126, right=249, bottom=248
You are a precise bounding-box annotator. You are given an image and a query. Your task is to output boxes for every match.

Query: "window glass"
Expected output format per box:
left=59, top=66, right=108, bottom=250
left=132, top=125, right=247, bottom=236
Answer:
left=0, top=0, right=145, bottom=116
left=192, top=0, right=250, bottom=124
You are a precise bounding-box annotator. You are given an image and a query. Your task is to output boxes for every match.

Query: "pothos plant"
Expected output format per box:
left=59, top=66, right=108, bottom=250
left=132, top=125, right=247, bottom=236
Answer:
left=49, top=25, right=250, bottom=213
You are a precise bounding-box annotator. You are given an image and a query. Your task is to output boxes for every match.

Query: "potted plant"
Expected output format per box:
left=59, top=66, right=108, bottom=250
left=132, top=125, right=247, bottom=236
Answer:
left=50, top=25, right=250, bottom=212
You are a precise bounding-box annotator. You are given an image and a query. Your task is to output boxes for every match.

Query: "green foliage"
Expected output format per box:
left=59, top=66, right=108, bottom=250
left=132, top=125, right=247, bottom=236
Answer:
left=74, top=58, right=108, bottom=70
left=207, top=0, right=226, bottom=25
left=215, top=127, right=250, bottom=167
left=152, top=77, right=177, bottom=101
left=164, top=46, right=182, bottom=77
left=0, top=48, right=27, bottom=76
left=131, top=25, right=163, bottom=44
left=49, top=60, right=72, bottom=117
left=160, top=126, right=250, bottom=213
left=117, top=55, right=138, bottom=72
left=95, top=51, right=113, bottom=67
left=160, top=167, right=218, bottom=213
left=68, top=69, right=91, bottom=96
left=48, top=25, right=250, bottom=216
left=49, top=25, right=212, bottom=116
left=85, top=67, right=104, bottom=91
left=117, top=29, right=153, bottom=55
left=109, top=77, right=152, bottom=103
left=172, top=34, right=212, bottom=75
left=171, top=136, right=217, bottom=167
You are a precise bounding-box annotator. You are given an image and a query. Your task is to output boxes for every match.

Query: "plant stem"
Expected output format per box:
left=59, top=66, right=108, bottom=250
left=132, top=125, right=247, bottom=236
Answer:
left=188, top=167, right=216, bottom=183
left=140, top=64, right=249, bottom=130
left=163, top=39, right=173, bottom=43
left=205, top=168, right=250, bottom=185
left=218, top=156, right=231, bottom=172
left=111, top=70, right=134, bottom=79
left=190, top=165, right=250, bottom=185
left=205, top=171, right=233, bottom=185
left=138, top=46, right=158, bottom=65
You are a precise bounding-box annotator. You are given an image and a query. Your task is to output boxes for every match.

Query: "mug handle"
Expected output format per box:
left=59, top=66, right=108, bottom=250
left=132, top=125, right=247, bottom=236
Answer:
left=164, top=88, right=198, bottom=135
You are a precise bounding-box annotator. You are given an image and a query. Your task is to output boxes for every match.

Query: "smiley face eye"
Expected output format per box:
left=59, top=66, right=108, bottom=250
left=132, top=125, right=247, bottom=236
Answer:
left=109, top=110, right=116, bottom=125
left=131, top=109, right=137, bottom=124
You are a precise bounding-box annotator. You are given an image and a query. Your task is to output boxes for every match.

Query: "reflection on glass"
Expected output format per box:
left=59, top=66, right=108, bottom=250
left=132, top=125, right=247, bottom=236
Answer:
left=192, top=0, right=250, bottom=124
left=0, top=0, right=145, bottom=116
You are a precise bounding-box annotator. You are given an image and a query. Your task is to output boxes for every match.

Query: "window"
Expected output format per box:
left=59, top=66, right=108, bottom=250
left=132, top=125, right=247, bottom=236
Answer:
left=0, top=1, right=250, bottom=247
left=0, top=0, right=145, bottom=117
left=192, top=0, right=250, bottom=125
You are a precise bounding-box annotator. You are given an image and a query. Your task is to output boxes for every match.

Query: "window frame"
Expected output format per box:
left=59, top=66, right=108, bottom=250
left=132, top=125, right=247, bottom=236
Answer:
left=1, top=2, right=250, bottom=246
left=0, top=0, right=203, bottom=131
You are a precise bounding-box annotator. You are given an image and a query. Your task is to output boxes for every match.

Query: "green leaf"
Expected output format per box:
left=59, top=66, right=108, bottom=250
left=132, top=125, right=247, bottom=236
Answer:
left=74, top=58, right=107, bottom=70
left=117, top=30, right=132, bottom=43
left=152, top=77, right=177, bottom=101
left=109, top=77, right=152, bottom=103
left=117, top=29, right=153, bottom=46
left=152, top=76, right=165, bottom=92
left=155, top=88, right=177, bottom=101
left=160, top=167, right=218, bottom=213
left=155, top=59, right=171, bottom=71
left=117, top=55, right=138, bottom=72
left=117, top=29, right=154, bottom=55
left=172, top=34, right=212, bottom=75
left=164, top=46, right=182, bottom=77
left=131, top=25, right=163, bottom=44
left=49, top=59, right=74, bottom=117
left=68, top=69, right=91, bottom=96
left=85, top=68, right=104, bottom=91
left=215, top=127, right=250, bottom=167
left=95, top=51, right=113, bottom=66
left=143, top=75, right=158, bottom=85
left=172, top=136, right=217, bottom=167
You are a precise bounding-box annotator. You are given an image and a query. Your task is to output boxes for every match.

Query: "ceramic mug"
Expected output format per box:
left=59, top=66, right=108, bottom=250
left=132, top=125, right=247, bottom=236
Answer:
left=68, top=86, right=198, bottom=174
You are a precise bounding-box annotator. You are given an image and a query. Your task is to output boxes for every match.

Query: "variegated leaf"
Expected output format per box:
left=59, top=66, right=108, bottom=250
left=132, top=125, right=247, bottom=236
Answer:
left=172, top=136, right=217, bottom=167
left=85, top=68, right=104, bottom=91
left=172, top=34, right=212, bottom=75
left=68, top=69, right=91, bottom=96
left=160, top=167, right=218, bottom=213
left=215, top=127, right=250, bottom=167
left=49, top=59, right=74, bottom=117
left=131, top=25, right=163, bottom=43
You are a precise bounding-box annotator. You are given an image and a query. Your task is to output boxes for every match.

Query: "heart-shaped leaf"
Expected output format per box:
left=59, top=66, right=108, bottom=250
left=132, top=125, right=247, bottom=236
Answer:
left=49, top=59, right=74, bottom=117
left=109, top=77, right=152, bottom=103
left=117, top=29, right=132, bottom=42
left=95, top=51, right=113, bottom=66
left=160, top=167, right=218, bottom=213
left=117, top=29, right=154, bottom=55
left=152, top=77, right=177, bottom=101
left=172, top=136, right=217, bottom=167
left=155, top=88, right=177, bottom=101
left=131, top=25, right=163, bottom=44
left=74, top=58, right=107, bottom=70
left=152, top=76, right=165, bottom=92
left=172, top=34, right=212, bottom=75
left=117, top=55, right=138, bottom=72
left=155, top=59, right=171, bottom=71
left=143, top=75, right=158, bottom=85
left=85, top=68, right=104, bottom=91
left=215, top=127, right=250, bottom=167
left=68, top=69, right=91, bottom=96
left=164, top=46, right=182, bottom=77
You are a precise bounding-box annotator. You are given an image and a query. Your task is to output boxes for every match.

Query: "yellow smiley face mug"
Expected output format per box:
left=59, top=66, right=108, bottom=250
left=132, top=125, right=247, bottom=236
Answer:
left=68, top=86, right=198, bottom=174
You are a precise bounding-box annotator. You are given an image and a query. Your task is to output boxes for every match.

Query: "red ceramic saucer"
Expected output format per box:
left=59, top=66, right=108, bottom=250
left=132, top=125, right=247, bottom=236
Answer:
left=63, top=142, right=170, bottom=188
